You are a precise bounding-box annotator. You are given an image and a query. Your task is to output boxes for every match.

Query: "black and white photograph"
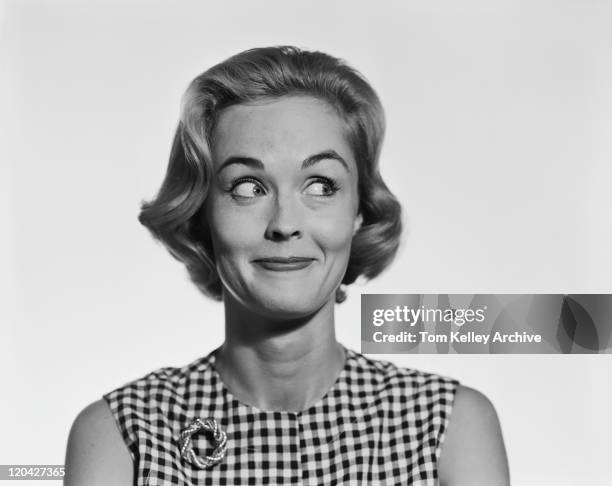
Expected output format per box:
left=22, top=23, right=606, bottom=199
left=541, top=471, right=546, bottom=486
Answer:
left=2, top=1, right=611, bottom=485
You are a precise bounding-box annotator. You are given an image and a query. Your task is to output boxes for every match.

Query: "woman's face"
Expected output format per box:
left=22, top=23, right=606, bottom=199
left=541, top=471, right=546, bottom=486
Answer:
left=206, top=96, right=361, bottom=319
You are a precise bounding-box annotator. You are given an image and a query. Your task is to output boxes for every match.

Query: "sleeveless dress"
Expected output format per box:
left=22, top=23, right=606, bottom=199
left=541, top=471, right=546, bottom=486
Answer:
left=103, top=345, right=459, bottom=485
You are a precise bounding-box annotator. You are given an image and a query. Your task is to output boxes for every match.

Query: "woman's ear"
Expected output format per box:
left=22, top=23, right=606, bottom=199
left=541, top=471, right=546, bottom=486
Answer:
left=353, top=213, right=363, bottom=235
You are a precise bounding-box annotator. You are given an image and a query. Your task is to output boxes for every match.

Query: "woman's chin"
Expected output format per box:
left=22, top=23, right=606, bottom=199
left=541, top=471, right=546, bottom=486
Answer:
left=245, top=288, right=330, bottom=321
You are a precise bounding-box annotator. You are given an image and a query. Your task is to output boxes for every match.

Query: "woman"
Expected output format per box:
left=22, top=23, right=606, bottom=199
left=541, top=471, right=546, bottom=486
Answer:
left=65, top=46, right=509, bottom=485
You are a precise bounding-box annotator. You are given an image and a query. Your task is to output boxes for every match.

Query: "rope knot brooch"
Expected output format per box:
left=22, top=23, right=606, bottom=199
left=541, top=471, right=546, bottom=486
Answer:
left=179, top=418, right=227, bottom=469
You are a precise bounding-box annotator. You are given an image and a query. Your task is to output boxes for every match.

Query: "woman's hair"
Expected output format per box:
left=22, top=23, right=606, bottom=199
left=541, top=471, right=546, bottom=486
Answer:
left=139, top=46, right=402, bottom=303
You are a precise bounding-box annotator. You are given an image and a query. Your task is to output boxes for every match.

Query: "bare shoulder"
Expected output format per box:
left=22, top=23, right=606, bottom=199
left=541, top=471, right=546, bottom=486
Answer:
left=438, top=385, right=510, bottom=486
left=64, top=399, right=133, bottom=486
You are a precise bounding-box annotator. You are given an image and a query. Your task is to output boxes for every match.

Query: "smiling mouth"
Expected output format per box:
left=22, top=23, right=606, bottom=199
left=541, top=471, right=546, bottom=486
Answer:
left=253, top=257, right=315, bottom=271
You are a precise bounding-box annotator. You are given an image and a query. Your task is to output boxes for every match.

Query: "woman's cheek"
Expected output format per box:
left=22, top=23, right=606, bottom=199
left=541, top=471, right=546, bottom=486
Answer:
left=312, top=211, right=355, bottom=251
left=211, top=195, right=265, bottom=236
left=215, top=216, right=261, bottom=253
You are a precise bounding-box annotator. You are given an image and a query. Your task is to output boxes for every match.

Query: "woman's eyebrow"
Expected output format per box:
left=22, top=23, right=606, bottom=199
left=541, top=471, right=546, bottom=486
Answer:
left=302, top=150, right=348, bottom=171
left=217, top=150, right=349, bottom=174
left=216, top=156, right=263, bottom=174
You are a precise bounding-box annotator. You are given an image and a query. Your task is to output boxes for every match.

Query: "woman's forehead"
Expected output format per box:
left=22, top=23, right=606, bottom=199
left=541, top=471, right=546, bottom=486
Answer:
left=211, top=96, right=354, bottom=169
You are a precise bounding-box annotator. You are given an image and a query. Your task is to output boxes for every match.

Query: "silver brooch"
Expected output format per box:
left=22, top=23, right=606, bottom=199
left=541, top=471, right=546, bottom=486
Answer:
left=179, top=418, right=228, bottom=469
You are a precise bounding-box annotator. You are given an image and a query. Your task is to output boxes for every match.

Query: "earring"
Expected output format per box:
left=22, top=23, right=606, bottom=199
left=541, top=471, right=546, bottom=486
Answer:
left=353, top=214, right=363, bottom=234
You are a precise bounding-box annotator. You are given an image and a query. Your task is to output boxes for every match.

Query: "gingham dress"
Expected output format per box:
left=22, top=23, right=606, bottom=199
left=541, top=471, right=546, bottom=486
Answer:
left=103, top=345, right=459, bottom=485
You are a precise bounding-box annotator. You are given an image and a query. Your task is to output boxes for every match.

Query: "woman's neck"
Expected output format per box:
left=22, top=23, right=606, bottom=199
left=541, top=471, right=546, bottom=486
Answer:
left=214, top=294, right=346, bottom=413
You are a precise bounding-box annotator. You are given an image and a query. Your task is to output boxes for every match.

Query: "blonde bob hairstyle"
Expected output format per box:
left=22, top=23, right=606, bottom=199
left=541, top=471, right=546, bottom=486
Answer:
left=139, top=46, right=402, bottom=303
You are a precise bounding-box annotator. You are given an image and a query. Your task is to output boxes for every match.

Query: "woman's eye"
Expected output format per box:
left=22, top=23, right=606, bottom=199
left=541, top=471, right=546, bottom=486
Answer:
left=304, top=179, right=338, bottom=197
left=231, top=180, right=265, bottom=199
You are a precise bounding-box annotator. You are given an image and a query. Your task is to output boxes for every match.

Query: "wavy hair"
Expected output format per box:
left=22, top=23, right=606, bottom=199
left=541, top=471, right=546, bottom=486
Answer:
left=139, top=46, right=402, bottom=303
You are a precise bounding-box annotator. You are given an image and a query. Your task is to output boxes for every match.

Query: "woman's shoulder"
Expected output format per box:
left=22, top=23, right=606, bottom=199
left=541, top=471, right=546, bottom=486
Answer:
left=346, top=351, right=509, bottom=483
left=64, top=399, right=134, bottom=485
left=346, top=348, right=460, bottom=400
left=65, top=352, right=217, bottom=484
left=104, top=352, right=214, bottom=403
left=438, top=385, right=509, bottom=485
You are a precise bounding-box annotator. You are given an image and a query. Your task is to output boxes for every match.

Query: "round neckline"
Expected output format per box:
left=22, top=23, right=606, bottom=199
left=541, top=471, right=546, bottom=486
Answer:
left=208, top=343, right=353, bottom=416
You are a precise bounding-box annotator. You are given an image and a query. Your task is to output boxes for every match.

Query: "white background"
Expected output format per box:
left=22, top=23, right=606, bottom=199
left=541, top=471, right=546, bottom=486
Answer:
left=2, top=0, right=611, bottom=484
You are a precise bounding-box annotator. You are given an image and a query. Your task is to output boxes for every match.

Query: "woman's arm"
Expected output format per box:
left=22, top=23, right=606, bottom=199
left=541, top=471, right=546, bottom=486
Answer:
left=64, top=399, right=134, bottom=486
left=438, top=385, right=510, bottom=486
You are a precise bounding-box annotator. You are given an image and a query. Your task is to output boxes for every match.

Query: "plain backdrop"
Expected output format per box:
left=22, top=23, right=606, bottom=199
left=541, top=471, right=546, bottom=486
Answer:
left=2, top=1, right=611, bottom=485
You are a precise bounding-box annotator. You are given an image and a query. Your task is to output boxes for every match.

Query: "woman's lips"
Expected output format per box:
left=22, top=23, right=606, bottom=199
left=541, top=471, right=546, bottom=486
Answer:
left=253, top=257, right=315, bottom=271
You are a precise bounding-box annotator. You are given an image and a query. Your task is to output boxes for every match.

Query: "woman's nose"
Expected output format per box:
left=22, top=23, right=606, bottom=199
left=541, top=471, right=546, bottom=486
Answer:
left=264, top=196, right=303, bottom=241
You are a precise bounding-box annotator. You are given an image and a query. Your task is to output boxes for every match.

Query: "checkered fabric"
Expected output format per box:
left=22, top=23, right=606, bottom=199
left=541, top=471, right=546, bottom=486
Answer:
left=103, top=345, right=458, bottom=485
